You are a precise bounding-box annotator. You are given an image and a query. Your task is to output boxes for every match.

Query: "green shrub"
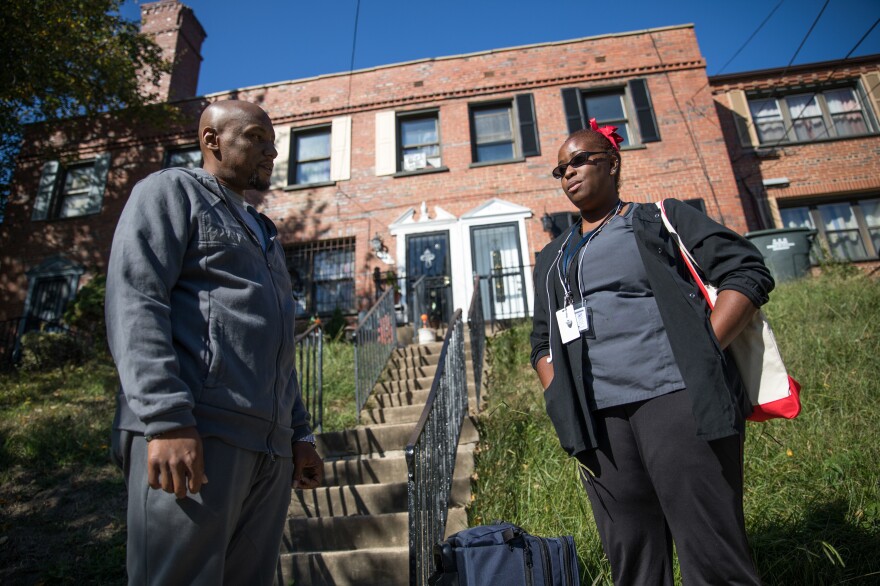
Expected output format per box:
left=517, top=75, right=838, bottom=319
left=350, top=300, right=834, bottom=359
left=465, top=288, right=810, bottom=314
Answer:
left=18, top=330, right=83, bottom=372
left=323, top=307, right=349, bottom=342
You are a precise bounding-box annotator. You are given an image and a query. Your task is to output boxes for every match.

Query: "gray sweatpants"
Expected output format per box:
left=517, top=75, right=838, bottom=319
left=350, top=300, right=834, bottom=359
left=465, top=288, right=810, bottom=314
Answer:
left=121, top=432, right=293, bottom=586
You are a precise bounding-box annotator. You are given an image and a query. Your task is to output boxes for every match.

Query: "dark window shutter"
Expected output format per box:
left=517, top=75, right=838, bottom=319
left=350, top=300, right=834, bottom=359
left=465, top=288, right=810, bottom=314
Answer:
left=467, top=107, right=479, bottom=162
left=561, top=88, right=585, bottom=135
left=288, top=132, right=298, bottom=184
left=31, top=161, right=60, bottom=221
left=515, top=94, right=541, bottom=157
left=628, top=79, right=661, bottom=143
left=82, top=153, right=111, bottom=215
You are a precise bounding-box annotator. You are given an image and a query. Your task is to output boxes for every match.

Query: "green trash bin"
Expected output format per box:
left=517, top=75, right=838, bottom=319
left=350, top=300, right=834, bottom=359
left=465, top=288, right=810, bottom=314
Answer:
left=745, top=227, right=815, bottom=283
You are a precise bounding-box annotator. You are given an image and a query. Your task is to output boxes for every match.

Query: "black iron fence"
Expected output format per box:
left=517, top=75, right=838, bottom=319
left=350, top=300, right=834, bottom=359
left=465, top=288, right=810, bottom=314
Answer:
left=0, top=318, right=22, bottom=369
left=0, top=316, right=72, bottom=370
left=353, top=287, right=398, bottom=422
left=467, top=276, right=486, bottom=411
left=294, top=322, right=324, bottom=433
left=405, top=309, right=467, bottom=586
left=475, top=264, right=532, bottom=330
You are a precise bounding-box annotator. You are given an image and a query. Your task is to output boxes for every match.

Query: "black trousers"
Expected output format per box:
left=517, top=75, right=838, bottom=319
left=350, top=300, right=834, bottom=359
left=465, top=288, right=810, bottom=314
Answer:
left=576, top=390, right=761, bottom=585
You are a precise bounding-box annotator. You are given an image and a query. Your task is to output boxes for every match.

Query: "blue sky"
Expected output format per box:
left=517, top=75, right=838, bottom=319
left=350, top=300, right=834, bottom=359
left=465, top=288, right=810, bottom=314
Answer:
left=123, top=0, right=880, bottom=96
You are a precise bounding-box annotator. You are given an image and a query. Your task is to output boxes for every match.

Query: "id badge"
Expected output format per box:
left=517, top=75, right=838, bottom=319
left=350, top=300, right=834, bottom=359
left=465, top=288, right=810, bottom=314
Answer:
left=555, top=305, right=580, bottom=344
left=574, top=301, right=595, bottom=339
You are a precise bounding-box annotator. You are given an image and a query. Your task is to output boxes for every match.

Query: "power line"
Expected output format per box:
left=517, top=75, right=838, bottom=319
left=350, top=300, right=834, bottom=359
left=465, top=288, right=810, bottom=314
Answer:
left=345, top=0, right=361, bottom=111
left=733, top=15, right=880, bottom=175
left=774, top=0, right=830, bottom=85
left=713, top=0, right=786, bottom=77
left=686, top=0, right=786, bottom=107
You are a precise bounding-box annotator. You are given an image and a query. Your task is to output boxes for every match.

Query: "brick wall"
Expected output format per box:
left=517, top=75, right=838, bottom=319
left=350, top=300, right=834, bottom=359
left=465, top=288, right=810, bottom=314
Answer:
left=0, top=23, right=775, bottom=319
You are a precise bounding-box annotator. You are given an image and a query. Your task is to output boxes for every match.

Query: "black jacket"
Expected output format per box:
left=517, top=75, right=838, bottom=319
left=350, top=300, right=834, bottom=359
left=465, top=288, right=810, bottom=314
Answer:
left=530, top=199, right=774, bottom=456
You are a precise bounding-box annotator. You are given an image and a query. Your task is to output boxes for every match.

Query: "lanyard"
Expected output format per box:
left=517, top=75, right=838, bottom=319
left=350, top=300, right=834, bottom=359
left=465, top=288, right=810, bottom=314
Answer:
left=557, top=201, right=622, bottom=302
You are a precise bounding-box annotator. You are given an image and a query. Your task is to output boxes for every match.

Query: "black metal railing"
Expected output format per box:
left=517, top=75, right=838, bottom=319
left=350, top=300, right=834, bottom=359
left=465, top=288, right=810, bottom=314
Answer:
left=0, top=318, right=22, bottom=369
left=0, top=316, right=72, bottom=370
left=410, top=275, right=427, bottom=338
left=476, top=264, right=532, bottom=330
left=467, top=276, right=486, bottom=411
left=405, top=309, right=467, bottom=586
left=294, top=322, right=324, bottom=433
left=354, top=287, right=398, bottom=422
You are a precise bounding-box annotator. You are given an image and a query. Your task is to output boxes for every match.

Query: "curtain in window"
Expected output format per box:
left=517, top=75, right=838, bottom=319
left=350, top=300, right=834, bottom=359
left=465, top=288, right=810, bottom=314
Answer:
left=859, top=199, right=880, bottom=256
left=818, top=203, right=867, bottom=260
left=826, top=88, right=868, bottom=137
left=474, top=107, right=514, bottom=162
left=59, top=165, right=97, bottom=218
left=295, top=132, right=331, bottom=184
left=780, top=207, right=815, bottom=229
left=401, top=118, right=440, bottom=168
left=788, top=95, right=828, bottom=142
left=749, top=99, right=786, bottom=143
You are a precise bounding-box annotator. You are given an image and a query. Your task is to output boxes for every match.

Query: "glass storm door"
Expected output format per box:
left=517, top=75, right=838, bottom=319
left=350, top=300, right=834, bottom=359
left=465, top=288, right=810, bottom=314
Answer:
left=471, top=223, right=527, bottom=320
left=406, top=231, right=452, bottom=325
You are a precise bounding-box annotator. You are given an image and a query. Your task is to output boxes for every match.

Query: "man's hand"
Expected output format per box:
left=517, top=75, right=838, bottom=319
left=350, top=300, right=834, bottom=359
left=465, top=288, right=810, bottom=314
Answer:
left=146, top=427, right=208, bottom=499
left=292, top=441, right=323, bottom=490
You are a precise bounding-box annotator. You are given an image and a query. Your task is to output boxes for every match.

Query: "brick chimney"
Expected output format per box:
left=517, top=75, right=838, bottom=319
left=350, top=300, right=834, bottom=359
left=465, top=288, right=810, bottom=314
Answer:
left=139, top=0, right=207, bottom=101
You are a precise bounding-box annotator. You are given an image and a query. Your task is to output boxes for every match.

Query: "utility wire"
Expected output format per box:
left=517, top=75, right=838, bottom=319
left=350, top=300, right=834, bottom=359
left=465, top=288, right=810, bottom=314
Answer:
left=733, top=14, right=880, bottom=177
left=713, top=0, right=786, bottom=77
left=686, top=0, right=786, bottom=107
left=773, top=0, right=830, bottom=86
left=345, top=0, right=361, bottom=111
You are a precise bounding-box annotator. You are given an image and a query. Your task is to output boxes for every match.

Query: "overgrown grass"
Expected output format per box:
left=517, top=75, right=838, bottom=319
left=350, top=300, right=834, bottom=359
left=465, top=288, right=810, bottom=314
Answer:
left=2, top=270, right=876, bottom=583
left=0, top=355, right=127, bottom=584
left=321, top=339, right=358, bottom=432
left=469, top=269, right=880, bottom=585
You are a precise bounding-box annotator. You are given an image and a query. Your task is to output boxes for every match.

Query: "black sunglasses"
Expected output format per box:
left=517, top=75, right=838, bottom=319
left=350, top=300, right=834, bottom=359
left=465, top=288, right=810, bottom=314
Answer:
left=551, top=150, right=611, bottom=179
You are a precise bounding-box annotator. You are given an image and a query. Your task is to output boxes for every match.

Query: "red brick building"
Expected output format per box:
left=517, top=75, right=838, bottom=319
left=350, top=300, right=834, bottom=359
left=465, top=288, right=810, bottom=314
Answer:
left=1, top=0, right=878, bottom=341
left=710, top=57, right=880, bottom=271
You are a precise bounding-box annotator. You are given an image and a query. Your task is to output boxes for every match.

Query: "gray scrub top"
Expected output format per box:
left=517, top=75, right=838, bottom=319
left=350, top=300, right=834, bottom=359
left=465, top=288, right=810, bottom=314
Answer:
left=572, top=203, right=686, bottom=410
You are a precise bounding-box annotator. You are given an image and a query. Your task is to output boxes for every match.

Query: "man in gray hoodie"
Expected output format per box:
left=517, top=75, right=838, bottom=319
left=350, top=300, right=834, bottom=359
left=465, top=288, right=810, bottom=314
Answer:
left=106, top=100, right=323, bottom=585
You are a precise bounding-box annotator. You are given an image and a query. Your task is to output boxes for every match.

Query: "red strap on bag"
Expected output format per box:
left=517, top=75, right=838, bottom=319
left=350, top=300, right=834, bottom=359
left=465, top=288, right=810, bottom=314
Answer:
left=657, top=200, right=801, bottom=422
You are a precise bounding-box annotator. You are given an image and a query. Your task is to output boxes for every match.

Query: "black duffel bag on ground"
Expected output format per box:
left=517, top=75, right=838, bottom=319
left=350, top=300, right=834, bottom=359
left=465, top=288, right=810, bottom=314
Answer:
left=428, top=521, right=579, bottom=585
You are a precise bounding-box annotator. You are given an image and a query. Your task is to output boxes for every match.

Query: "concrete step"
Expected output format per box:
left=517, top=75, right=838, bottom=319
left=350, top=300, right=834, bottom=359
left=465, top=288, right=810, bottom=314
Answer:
left=320, top=444, right=475, bottom=486
left=366, top=387, right=431, bottom=408
left=359, top=403, right=426, bottom=425
left=289, top=476, right=472, bottom=518
left=388, top=353, right=439, bottom=369
left=279, top=508, right=469, bottom=585
left=317, top=417, right=479, bottom=459
left=282, top=507, right=468, bottom=553
left=361, top=396, right=486, bottom=425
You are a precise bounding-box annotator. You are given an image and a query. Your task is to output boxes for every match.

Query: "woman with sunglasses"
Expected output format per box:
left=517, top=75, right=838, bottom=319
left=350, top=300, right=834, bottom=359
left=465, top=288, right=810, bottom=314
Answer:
left=530, top=120, right=771, bottom=584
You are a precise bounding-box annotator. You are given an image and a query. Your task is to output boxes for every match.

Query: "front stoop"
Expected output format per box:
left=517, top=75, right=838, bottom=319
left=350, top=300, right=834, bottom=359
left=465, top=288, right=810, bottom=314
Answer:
left=279, top=338, right=484, bottom=586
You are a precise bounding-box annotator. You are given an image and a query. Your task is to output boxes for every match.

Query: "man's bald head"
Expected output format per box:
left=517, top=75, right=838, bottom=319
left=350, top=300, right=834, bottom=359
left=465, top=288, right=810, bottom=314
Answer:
left=198, top=100, right=271, bottom=141
left=198, top=100, right=277, bottom=193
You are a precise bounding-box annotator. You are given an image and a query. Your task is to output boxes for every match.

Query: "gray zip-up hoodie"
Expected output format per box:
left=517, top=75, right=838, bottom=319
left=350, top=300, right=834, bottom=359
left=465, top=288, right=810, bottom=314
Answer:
left=106, top=167, right=311, bottom=457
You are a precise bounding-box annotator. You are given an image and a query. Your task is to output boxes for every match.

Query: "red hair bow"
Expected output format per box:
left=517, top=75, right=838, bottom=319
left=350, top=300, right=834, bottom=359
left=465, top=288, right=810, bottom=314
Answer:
left=589, top=118, right=623, bottom=151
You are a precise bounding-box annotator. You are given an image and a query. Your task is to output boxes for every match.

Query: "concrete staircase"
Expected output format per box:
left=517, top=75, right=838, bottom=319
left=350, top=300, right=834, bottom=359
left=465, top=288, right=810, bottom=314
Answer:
left=279, top=336, right=483, bottom=585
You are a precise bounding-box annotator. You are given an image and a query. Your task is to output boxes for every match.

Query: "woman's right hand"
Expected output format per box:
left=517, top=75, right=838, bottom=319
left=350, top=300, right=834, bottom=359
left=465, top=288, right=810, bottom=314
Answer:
left=536, top=356, right=554, bottom=390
